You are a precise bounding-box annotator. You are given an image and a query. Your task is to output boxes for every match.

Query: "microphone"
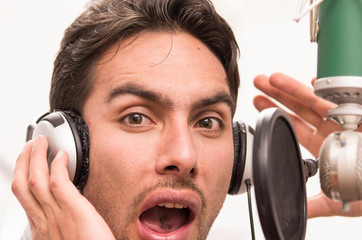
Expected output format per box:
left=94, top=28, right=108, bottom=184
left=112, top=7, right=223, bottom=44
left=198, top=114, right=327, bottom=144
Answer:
left=313, top=0, right=362, bottom=132
left=308, top=0, right=362, bottom=206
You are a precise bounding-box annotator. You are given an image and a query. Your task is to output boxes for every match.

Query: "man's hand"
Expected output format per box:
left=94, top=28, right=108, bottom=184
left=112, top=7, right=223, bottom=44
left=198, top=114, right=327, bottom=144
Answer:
left=253, top=72, right=362, bottom=218
left=11, top=135, right=115, bottom=240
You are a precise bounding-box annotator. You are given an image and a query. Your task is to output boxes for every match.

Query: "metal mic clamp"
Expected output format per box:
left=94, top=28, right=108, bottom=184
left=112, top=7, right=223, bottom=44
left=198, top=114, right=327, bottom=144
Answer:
left=303, top=158, right=319, bottom=182
left=314, top=77, right=362, bottom=131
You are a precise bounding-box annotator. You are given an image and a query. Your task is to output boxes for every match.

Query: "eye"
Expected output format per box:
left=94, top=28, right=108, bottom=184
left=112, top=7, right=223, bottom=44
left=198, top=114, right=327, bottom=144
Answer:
left=128, top=113, right=143, bottom=124
left=121, top=113, right=154, bottom=127
left=197, top=117, right=222, bottom=130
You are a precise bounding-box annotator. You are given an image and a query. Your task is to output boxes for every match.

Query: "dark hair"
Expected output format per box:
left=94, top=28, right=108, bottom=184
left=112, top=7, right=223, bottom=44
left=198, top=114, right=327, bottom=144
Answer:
left=50, top=0, right=240, bottom=114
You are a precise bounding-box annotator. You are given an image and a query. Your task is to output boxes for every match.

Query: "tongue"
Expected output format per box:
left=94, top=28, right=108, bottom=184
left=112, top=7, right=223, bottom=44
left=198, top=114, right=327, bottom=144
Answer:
left=140, top=206, right=188, bottom=233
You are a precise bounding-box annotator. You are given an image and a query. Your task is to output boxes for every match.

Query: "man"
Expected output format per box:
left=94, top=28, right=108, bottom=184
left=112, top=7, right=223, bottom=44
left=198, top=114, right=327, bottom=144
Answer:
left=11, top=0, right=362, bottom=239
left=13, top=1, right=239, bottom=239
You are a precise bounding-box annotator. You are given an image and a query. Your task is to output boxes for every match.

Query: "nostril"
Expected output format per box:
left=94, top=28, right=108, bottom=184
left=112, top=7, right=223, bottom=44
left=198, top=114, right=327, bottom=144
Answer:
left=164, top=165, right=196, bottom=176
left=165, top=165, right=179, bottom=172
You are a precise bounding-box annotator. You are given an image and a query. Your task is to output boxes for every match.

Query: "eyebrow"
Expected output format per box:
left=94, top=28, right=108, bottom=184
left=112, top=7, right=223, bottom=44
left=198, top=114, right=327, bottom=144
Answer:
left=191, top=92, right=234, bottom=113
left=106, top=82, right=234, bottom=112
left=106, top=82, right=174, bottom=108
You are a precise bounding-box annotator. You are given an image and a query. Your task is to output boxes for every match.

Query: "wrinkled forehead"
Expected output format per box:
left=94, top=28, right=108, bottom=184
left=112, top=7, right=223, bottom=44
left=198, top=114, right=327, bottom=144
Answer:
left=95, top=31, right=227, bottom=76
left=85, top=32, right=233, bottom=111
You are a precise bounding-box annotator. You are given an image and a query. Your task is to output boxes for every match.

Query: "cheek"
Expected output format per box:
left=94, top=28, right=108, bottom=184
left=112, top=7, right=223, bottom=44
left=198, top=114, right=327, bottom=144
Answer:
left=195, top=138, right=233, bottom=225
left=85, top=126, right=161, bottom=188
left=210, top=153, right=233, bottom=193
left=199, top=139, right=234, bottom=198
left=88, top=135, right=146, bottom=181
left=82, top=127, right=158, bottom=218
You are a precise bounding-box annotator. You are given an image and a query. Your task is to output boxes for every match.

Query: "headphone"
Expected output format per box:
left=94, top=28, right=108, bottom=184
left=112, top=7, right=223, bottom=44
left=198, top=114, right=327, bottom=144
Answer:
left=26, top=110, right=89, bottom=192
left=27, top=110, right=253, bottom=194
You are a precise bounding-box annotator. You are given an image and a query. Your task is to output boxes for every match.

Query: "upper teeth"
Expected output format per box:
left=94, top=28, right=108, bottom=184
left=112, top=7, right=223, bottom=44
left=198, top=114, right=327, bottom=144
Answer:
left=158, top=202, right=187, bottom=209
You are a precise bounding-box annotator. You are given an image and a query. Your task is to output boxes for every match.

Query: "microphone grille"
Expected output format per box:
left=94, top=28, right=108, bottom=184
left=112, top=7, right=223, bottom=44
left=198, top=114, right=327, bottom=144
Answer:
left=320, top=131, right=362, bottom=201
left=356, top=133, right=362, bottom=199
left=319, top=133, right=334, bottom=199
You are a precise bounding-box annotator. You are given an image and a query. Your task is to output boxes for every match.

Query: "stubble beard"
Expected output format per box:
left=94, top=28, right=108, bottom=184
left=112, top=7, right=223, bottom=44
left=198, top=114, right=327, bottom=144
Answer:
left=91, top=178, right=219, bottom=240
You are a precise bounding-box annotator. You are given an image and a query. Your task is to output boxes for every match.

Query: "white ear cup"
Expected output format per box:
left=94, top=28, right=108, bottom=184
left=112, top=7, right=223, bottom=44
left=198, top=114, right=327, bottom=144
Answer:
left=30, top=112, right=78, bottom=181
left=27, top=111, right=90, bottom=192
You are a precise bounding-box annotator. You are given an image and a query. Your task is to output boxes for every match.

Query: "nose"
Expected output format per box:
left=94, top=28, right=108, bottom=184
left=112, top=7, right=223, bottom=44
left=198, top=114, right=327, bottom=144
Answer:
left=156, top=123, right=198, bottom=178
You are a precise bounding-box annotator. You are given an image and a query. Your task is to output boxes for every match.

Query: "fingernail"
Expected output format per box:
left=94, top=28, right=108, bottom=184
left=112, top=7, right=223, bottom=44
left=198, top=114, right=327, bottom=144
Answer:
left=22, top=140, right=33, bottom=153
left=33, top=135, right=43, bottom=148
left=55, top=151, right=64, bottom=159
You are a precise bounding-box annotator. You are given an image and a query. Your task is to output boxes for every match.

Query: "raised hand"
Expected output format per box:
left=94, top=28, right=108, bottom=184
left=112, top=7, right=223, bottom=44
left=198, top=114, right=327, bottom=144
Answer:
left=253, top=73, right=341, bottom=157
left=11, top=136, right=115, bottom=239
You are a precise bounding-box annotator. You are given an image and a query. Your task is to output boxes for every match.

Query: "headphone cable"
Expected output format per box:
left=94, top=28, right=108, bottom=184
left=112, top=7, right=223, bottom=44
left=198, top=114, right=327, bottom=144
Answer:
left=245, top=178, right=256, bottom=240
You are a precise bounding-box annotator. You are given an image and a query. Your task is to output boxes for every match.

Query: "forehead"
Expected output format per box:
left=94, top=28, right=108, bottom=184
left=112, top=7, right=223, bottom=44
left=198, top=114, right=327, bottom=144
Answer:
left=87, top=32, right=230, bottom=107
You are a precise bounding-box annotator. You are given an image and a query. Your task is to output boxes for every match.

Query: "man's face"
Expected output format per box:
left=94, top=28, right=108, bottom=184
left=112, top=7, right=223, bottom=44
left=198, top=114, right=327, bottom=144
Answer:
left=82, top=32, right=234, bottom=240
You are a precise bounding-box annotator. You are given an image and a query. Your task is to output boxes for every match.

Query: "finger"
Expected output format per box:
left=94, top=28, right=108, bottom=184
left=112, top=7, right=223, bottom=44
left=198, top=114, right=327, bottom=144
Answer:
left=27, top=212, right=57, bottom=240
left=12, top=141, right=46, bottom=221
left=26, top=213, right=36, bottom=232
left=49, top=151, right=107, bottom=236
left=28, top=136, right=60, bottom=215
left=254, top=74, right=323, bottom=127
left=49, top=151, right=85, bottom=209
left=287, top=114, right=327, bottom=157
left=50, top=152, right=116, bottom=240
left=253, top=76, right=302, bottom=112
left=308, top=192, right=362, bottom=218
left=254, top=95, right=318, bottom=137
left=253, top=95, right=279, bottom=111
left=254, top=95, right=325, bottom=157
left=307, top=192, right=332, bottom=218
left=29, top=136, right=65, bottom=239
left=268, top=73, right=336, bottom=117
left=26, top=213, right=40, bottom=240
left=254, top=74, right=291, bottom=102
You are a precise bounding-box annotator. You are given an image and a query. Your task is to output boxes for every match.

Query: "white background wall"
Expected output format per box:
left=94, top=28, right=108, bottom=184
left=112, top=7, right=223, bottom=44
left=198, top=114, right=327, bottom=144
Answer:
left=1, top=0, right=361, bottom=239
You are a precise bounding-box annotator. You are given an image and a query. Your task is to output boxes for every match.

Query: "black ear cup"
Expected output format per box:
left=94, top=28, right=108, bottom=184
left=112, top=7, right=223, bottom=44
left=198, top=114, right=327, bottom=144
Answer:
left=228, top=121, right=255, bottom=195
left=228, top=122, right=245, bottom=195
left=27, top=110, right=90, bottom=192
left=228, top=122, right=247, bottom=195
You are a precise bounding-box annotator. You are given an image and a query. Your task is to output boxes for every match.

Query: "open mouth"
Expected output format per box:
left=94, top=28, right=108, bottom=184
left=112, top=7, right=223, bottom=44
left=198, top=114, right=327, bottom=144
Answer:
left=139, top=202, right=192, bottom=234
left=137, top=189, right=201, bottom=239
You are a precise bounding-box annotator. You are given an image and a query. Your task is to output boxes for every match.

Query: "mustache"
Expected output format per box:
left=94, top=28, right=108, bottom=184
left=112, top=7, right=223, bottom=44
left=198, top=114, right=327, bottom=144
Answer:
left=116, top=179, right=207, bottom=239
left=128, top=178, right=206, bottom=217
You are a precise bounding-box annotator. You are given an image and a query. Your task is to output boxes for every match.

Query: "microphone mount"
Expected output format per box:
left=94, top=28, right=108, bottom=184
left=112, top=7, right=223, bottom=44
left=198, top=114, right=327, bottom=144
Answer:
left=303, top=158, right=319, bottom=182
left=314, top=76, right=362, bottom=131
